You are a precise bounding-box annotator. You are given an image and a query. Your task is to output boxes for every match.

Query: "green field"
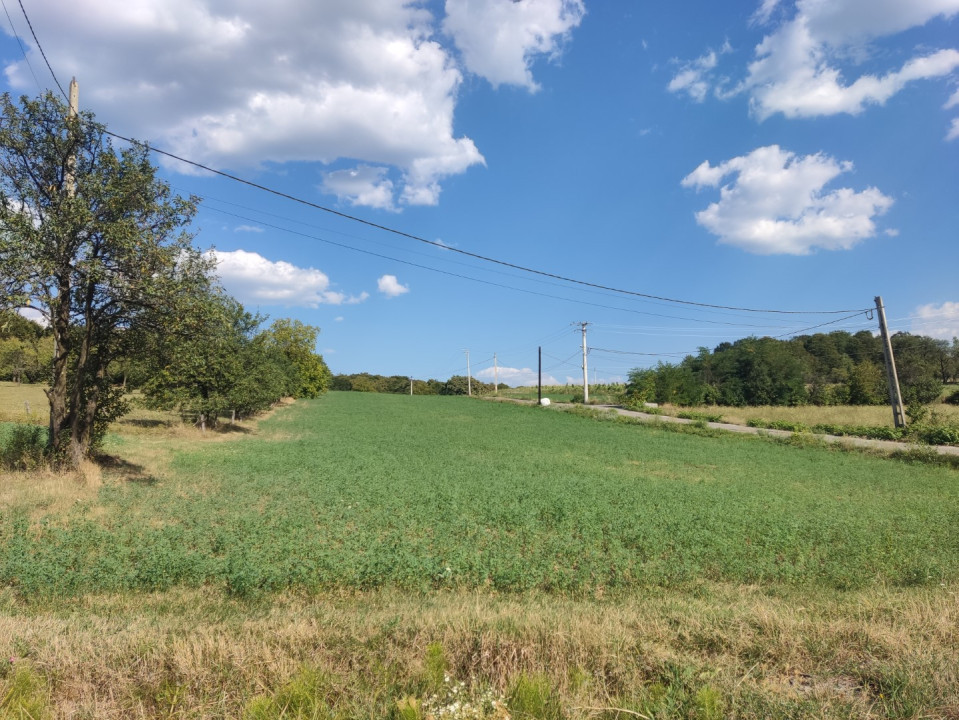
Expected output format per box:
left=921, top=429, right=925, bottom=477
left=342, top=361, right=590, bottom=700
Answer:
left=1, top=391, right=958, bottom=717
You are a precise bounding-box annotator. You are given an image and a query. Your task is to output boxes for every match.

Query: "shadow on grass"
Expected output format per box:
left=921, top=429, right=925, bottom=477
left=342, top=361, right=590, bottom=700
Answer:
left=117, top=418, right=173, bottom=429
left=95, top=454, right=159, bottom=485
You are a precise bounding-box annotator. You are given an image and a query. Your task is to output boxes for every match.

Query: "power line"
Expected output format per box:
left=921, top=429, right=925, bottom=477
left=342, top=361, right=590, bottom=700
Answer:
left=15, top=0, right=64, bottom=98
left=1, top=0, right=41, bottom=91
left=15, top=0, right=869, bottom=320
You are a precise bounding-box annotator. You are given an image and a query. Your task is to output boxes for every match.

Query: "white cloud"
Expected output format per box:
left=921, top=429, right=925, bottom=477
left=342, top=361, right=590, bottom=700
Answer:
left=946, top=88, right=959, bottom=108
left=682, top=145, right=894, bottom=255
left=234, top=225, right=264, bottom=233
left=17, top=307, right=48, bottom=326
left=668, top=50, right=719, bottom=102
left=377, top=274, right=409, bottom=298
left=476, top=366, right=558, bottom=386
left=443, top=0, right=585, bottom=90
left=208, top=249, right=368, bottom=307
left=334, top=316, right=344, bottom=322
left=322, top=165, right=397, bottom=210
left=2, top=1, right=485, bottom=208
left=912, top=302, right=959, bottom=339
left=741, top=0, right=959, bottom=120
left=947, top=117, right=959, bottom=140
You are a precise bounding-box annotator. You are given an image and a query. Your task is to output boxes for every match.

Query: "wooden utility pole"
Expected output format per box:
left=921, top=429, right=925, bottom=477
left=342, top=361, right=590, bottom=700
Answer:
left=875, top=296, right=906, bottom=428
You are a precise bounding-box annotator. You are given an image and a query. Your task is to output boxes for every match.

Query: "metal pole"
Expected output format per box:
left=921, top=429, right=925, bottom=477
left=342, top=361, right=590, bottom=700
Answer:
left=875, top=296, right=907, bottom=428
left=494, top=353, right=498, bottom=395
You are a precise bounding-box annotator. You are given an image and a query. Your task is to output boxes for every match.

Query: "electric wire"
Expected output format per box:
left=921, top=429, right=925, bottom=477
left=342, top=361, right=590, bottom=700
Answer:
left=1, top=0, right=41, bottom=92
left=15, top=0, right=869, bottom=320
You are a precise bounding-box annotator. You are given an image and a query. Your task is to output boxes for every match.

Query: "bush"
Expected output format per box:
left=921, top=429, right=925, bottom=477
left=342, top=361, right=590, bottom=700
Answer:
left=944, top=389, right=959, bottom=405
left=0, top=423, right=47, bottom=470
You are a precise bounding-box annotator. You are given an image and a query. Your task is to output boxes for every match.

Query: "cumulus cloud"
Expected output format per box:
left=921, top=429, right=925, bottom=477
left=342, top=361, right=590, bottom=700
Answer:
left=208, top=249, right=367, bottom=307
left=377, top=274, right=410, bottom=298
left=2, top=1, right=486, bottom=208
left=476, top=366, right=558, bottom=386
left=741, top=0, right=959, bottom=120
left=668, top=50, right=720, bottom=102
left=322, top=165, right=396, bottom=211
left=682, top=145, right=894, bottom=255
left=912, top=302, right=959, bottom=339
left=443, top=0, right=585, bottom=90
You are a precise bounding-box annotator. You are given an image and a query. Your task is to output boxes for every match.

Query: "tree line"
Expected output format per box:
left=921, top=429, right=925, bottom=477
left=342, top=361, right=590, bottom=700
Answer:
left=0, top=92, right=329, bottom=466
left=332, top=373, right=499, bottom=396
left=625, top=330, right=959, bottom=408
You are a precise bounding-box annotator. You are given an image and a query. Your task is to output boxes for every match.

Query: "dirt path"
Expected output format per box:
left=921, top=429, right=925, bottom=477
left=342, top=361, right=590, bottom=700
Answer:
left=515, top=400, right=959, bottom=458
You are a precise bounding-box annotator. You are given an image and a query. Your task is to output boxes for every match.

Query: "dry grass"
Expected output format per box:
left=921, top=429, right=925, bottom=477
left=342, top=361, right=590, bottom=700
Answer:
left=1, top=583, right=956, bottom=718
left=664, top=402, right=959, bottom=427
left=0, top=381, right=47, bottom=424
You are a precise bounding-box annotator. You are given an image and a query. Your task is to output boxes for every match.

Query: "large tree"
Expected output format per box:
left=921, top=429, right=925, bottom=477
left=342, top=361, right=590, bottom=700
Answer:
left=0, top=92, right=207, bottom=465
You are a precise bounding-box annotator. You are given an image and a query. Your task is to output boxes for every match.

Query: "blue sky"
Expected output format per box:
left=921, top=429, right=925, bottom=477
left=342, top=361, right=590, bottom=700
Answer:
left=3, top=0, right=958, bottom=385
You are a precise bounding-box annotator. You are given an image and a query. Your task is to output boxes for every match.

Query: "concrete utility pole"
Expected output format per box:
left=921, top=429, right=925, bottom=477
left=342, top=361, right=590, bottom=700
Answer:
left=576, top=322, right=590, bottom=403
left=463, top=348, right=471, bottom=396
left=538, top=346, right=542, bottom=404
left=875, top=296, right=907, bottom=428
left=65, top=77, right=78, bottom=198
left=409, top=376, right=413, bottom=396
left=493, top=353, right=498, bottom=395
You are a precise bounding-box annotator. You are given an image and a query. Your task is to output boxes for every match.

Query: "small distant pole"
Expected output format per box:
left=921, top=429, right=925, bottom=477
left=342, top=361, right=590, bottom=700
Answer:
left=493, top=353, right=499, bottom=395
left=875, top=296, right=906, bottom=428
left=538, top=347, right=542, bottom=404
left=463, top=349, right=472, bottom=396
left=410, top=376, right=413, bottom=396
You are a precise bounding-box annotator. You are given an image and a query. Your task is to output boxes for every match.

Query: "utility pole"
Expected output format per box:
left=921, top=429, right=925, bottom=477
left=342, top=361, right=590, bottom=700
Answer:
left=538, top=346, right=542, bottom=404
left=576, top=322, right=590, bottom=403
left=463, top=349, right=471, bottom=396
left=875, top=296, right=907, bottom=428
left=65, top=77, right=79, bottom=197
left=493, top=353, right=498, bottom=395
left=409, top=376, right=413, bottom=396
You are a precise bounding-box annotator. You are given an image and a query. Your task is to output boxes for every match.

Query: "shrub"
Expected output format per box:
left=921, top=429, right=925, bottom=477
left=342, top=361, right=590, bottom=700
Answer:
left=508, top=674, right=563, bottom=720
left=0, top=423, right=47, bottom=470
left=944, top=389, right=959, bottom=405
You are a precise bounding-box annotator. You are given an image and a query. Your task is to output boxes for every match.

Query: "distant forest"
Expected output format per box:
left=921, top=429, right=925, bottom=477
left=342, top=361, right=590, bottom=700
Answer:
left=331, top=373, right=498, bottom=396
left=626, top=330, right=958, bottom=407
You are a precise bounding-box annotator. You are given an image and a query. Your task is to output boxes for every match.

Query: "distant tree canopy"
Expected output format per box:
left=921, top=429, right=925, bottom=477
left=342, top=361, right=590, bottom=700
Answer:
left=331, top=373, right=499, bottom=396
left=626, top=330, right=956, bottom=408
left=0, top=310, right=52, bottom=384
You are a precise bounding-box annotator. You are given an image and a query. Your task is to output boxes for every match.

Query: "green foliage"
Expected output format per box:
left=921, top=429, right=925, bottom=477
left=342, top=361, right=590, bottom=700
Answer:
left=0, top=423, right=47, bottom=471
left=424, top=643, right=448, bottom=692
left=142, top=292, right=295, bottom=426
left=944, top=388, right=959, bottom=405
left=243, top=667, right=334, bottom=719
left=508, top=674, right=563, bottom=720
left=626, top=330, right=950, bottom=411
left=692, top=686, right=725, bottom=720
left=0, top=663, right=51, bottom=719
left=0, top=91, right=205, bottom=465
left=441, top=376, right=495, bottom=396
left=265, top=319, right=331, bottom=399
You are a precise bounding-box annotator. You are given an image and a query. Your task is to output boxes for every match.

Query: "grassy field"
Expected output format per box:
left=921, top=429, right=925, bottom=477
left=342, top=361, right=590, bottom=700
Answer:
left=1, top=390, right=958, bottom=717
